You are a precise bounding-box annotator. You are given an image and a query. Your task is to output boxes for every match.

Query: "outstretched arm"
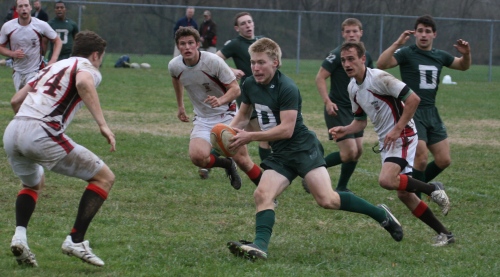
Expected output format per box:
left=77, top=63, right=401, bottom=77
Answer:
left=172, top=77, right=189, bottom=122
left=76, top=71, right=116, bottom=152
left=449, top=39, right=471, bottom=71
left=315, top=67, right=338, bottom=116
left=377, top=30, right=414, bottom=69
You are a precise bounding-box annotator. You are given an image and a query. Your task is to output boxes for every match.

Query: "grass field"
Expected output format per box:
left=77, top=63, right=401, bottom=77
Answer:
left=0, top=54, right=499, bottom=276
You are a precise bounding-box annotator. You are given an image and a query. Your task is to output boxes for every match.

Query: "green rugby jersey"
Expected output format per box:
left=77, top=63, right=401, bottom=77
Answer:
left=241, top=70, right=312, bottom=153
left=394, top=44, right=454, bottom=108
left=321, top=45, right=373, bottom=107
left=220, top=35, right=263, bottom=83
left=48, top=18, right=79, bottom=60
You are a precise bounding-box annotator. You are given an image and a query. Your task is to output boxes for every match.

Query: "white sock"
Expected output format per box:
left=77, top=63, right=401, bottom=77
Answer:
left=14, top=226, right=27, bottom=241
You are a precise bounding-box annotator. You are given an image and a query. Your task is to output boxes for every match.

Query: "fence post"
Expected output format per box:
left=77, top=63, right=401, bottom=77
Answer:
left=489, top=20, right=493, bottom=82
left=296, top=12, right=302, bottom=74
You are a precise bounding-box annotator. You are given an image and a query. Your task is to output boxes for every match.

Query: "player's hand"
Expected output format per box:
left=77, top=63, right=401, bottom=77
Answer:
left=177, top=107, right=189, bottom=122
left=454, top=39, right=470, bottom=55
left=233, top=69, right=245, bottom=81
left=395, top=30, right=414, bottom=46
left=325, top=101, right=338, bottom=116
left=204, top=95, right=221, bottom=108
left=383, top=128, right=401, bottom=150
left=100, top=125, right=116, bottom=152
left=329, top=126, right=345, bottom=140
left=228, top=127, right=251, bottom=150
left=12, top=49, right=25, bottom=59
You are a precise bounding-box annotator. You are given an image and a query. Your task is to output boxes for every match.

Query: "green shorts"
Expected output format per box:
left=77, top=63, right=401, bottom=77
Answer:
left=261, top=130, right=326, bottom=182
left=324, top=105, right=363, bottom=141
left=414, top=106, right=448, bottom=146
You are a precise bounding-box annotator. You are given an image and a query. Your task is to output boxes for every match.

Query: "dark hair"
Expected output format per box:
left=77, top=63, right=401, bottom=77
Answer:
left=340, top=41, right=366, bottom=58
left=174, top=27, right=200, bottom=45
left=72, top=30, right=107, bottom=58
left=414, top=15, right=436, bottom=32
left=54, top=0, right=65, bottom=7
left=233, top=12, right=251, bottom=26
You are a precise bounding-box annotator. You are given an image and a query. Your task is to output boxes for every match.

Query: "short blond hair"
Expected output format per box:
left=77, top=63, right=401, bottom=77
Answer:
left=248, top=38, right=282, bottom=68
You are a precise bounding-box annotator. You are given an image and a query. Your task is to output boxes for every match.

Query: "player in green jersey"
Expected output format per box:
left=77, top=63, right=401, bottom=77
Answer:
left=226, top=38, right=403, bottom=261
left=47, top=1, right=78, bottom=61
left=377, top=15, right=471, bottom=186
left=303, top=18, right=373, bottom=194
left=216, top=12, right=271, bottom=161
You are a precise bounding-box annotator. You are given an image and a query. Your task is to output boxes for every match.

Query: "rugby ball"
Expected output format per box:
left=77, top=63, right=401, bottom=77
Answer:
left=140, top=63, right=151, bottom=69
left=210, top=123, right=237, bottom=157
left=130, top=62, right=140, bottom=69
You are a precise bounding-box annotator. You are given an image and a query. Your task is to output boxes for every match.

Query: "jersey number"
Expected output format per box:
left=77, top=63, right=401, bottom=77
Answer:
left=418, top=65, right=438, bottom=89
left=56, top=29, right=70, bottom=44
left=255, top=103, right=277, bottom=131
left=40, top=66, right=69, bottom=97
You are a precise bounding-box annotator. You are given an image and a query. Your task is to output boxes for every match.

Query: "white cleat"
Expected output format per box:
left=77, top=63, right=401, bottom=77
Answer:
left=61, top=235, right=104, bottom=267
left=430, top=182, right=450, bottom=216
left=11, top=237, right=38, bottom=267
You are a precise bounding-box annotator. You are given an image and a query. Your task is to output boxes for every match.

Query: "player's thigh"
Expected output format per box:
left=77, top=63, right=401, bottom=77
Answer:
left=336, top=138, right=362, bottom=161
left=246, top=118, right=261, bottom=132
left=51, top=144, right=105, bottom=181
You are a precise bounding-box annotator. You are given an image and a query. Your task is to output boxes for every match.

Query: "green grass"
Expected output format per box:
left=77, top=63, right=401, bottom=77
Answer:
left=0, top=54, right=499, bottom=276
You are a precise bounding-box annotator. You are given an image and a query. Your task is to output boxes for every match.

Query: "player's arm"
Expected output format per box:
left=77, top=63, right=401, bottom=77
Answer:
left=449, top=39, right=471, bottom=71
left=76, top=71, right=116, bottom=152
left=0, top=42, right=25, bottom=59
left=205, top=79, right=240, bottom=108
left=329, top=118, right=367, bottom=140
left=11, top=83, right=33, bottom=113
left=377, top=30, right=414, bottom=69
left=384, top=90, right=420, bottom=150
left=216, top=51, right=245, bottom=80
left=47, top=36, right=62, bottom=65
left=230, top=102, right=252, bottom=130
left=230, top=109, right=297, bottom=150
left=315, top=67, right=337, bottom=116
left=171, top=76, right=189, bottom=122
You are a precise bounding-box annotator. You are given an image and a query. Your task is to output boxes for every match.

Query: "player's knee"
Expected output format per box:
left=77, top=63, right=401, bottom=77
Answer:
left=436, top=157, right=452, bottom=169
left=378, top=175, right=395, bottom=190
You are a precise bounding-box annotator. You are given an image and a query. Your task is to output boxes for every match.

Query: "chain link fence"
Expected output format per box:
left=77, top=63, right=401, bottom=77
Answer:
left=2, top=1, right=498, bottom=80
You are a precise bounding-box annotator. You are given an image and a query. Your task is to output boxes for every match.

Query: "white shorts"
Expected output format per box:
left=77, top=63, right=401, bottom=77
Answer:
left=379, top=135, right=417, bottom=174
left=3, top=118, right=105, bottom=186
left=13, top=71, right=38, bottom=91
left=190, top=113, right=235, bottom=143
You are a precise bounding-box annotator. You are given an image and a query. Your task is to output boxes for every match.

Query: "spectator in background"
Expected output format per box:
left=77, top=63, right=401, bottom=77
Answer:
left=172, top=6, right=197, bottom=57
left=48, top=1, right=78, bottom=61
left=198, top=10, right=217, bottom=53
left=31, top=0, right=48, bottom=22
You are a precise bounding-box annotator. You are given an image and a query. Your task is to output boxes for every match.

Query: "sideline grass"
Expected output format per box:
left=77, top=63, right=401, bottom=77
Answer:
left=0, top=54, right=499, bottom=276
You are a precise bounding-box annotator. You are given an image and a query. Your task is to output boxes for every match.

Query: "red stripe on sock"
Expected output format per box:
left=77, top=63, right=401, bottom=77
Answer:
left=412, top=201, right=428, bottom=217
left=246, top=164, right=262, bottom=179
left=71, top=228, right=77, bottom=234
left=18, top=188, right=38, bottom=202
left=398, top=174, right=408, bottom=191
left=206, top=154, right=216, bottom=168
left=87, top=183, right=108, bottom=200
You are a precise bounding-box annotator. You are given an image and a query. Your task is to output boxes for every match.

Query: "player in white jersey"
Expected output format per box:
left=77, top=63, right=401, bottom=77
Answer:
left=4, top=31, right=114, bottom=267
left=0, top=0, right=62, bottom=92
left=330, top=41, right=455, bottom=246
left=168, top=27, right=263, bottom=191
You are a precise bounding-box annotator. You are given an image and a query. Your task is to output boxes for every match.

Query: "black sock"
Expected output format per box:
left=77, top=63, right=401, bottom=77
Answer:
left=71, top=186, right=107, bottom=243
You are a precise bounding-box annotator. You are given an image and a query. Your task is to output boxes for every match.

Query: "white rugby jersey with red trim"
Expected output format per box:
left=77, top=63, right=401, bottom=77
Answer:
left=16, top=57, right=102, bottom=137
left=168, top=51, right=237, bottom=117
left=348, top=68, right=417, bottom=141
left=0, top=17, right=58, bottom=74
